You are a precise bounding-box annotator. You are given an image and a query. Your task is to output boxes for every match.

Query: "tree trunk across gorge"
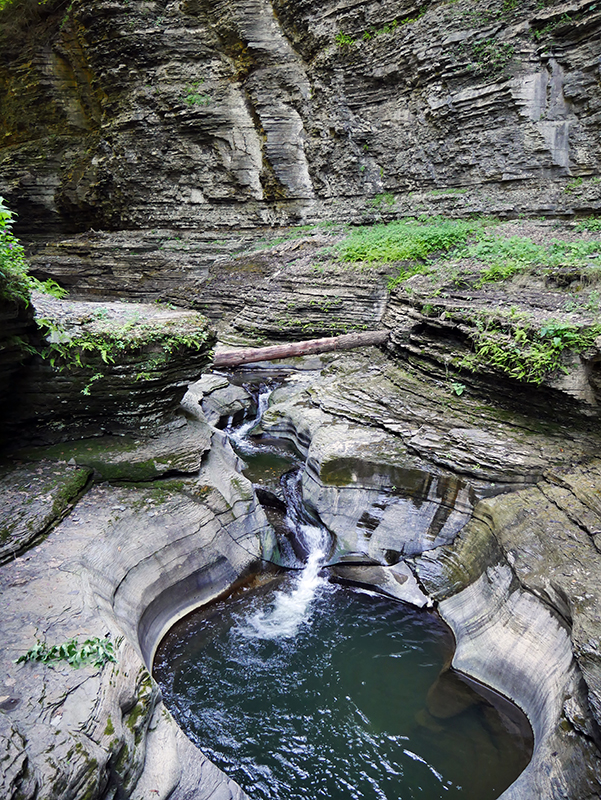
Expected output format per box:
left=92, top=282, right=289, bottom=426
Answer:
left=212, top=330, right=389, bottom=368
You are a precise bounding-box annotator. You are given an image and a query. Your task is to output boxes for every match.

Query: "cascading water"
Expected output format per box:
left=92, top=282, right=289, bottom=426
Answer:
left=229, top=384, right=331, bottom=639
left=239, top=522, right=328, bottom=640
left=227, top=384, right=274, bottom=453
left=154, top=376, right=534, bottom=800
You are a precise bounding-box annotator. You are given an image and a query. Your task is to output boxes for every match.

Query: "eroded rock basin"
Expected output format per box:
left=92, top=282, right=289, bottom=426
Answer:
left=3, top=349, right=601, bottom=800
left=154, top=574, right=533, bottom=800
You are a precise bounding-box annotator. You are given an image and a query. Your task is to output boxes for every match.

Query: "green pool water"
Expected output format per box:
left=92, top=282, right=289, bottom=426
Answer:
left=154, top=576, right=532, bottom=800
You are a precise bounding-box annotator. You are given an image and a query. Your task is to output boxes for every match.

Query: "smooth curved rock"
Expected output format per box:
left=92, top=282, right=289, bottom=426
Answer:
left=329, top=561, right=432, bottom=608
left=183, top=374, right=253, bottom=428
left=301, top=423, right=474, bottom=562
left=413, top=487, right=601, bottom=800
left=4, top=344, right=601, bottom=800
left=0, top=431, right=272, bottom=800
left=439, top=565, right=601, bottom=800
left=257, top=352, right=601, bottom=796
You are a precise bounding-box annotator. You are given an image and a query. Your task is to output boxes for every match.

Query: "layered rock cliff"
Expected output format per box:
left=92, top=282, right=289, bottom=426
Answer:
left=1, top=0, right=601, bottom=242
left=2, top=0, right=601, bottom=798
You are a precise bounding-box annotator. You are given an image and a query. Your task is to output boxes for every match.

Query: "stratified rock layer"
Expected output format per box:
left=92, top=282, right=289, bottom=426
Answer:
left=3, top=294, right=215, bottom=446
left=258, top=349, right=601, bottom=798
left=0, top=431, right=274, bottom=800
left=1, top=0, right=600, bottom=236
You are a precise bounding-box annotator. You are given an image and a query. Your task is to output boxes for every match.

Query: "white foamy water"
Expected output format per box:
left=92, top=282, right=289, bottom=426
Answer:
left=228, top=383, right=330, bottom=639
left=228, top=386, right=273, bottom=452
left=240, top=524, right=328, bottom=640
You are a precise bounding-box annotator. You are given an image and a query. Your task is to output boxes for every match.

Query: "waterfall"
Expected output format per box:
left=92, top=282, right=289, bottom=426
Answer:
left=240, top=523, right=328, bottom=639
left=228, top=385, right=330, bottom=639
left=227, top=384, right=273, bottom=453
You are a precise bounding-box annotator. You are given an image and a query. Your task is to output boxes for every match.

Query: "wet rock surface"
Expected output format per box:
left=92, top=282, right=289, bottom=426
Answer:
left=3, top=337, right=601, bottom=798
left=256, top=348, right=601, bottom=798
left=183, top=373, right=253, bottom=428
left=17, top=416, right=214, bottom=482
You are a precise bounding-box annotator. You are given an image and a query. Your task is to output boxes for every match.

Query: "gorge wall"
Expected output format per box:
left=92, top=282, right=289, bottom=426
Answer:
left=1, top=0, right=601, bottom=239
left=2, top=0, right=601, bottom=799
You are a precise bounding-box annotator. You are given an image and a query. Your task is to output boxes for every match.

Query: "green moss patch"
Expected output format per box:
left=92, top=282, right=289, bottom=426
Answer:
left=0, top=460, right=91, bottom=562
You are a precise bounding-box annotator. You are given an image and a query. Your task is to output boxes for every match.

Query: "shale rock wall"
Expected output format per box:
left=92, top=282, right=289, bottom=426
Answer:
left=1, top=0, right=601, bottom=237
left=0, top=297, right=37, bottom=426
left=2, top=293, right=215, bottom=447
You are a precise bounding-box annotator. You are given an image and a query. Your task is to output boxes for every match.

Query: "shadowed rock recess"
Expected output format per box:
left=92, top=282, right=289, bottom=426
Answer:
left=2, top=0, right=601, bottom=799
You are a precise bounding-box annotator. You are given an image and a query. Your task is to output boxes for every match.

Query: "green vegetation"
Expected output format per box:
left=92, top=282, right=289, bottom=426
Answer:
left=336, top=217, right=478, bottom=265
left=16, top=636, right=118, bottom=669
left=367, top=192, right=396, bottom=210
left=330, top=213, right=601, bottom=385
left=335, top=6, right=427, bottom=47
left=38, top=314, right=211, bottom=369
left=462, top=319, right=601, bottom=384
left=0, top=197, right=66, bottom=305
left=333, top=216, right=601, bottom=292
left=457, top=37, right=514, bottom=76
left=564, top=176, right=601, bottom=193
left=531, top=11, right=577, bottom=40
left=576, top=218, right=601, bottom=232
left=183, top=80, right=211, bottom=107
left=565, top=177, right=584, bottom=192
left=466, top=234, right=601, bottom=287
left=36, top=312, right=212, bottom=394
left=335, top=31, right=356, bottom=46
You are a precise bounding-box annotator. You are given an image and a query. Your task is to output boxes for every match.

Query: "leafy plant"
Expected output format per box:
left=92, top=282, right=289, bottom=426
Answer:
left=36, top=313, right=212, bottom=394
left=0, top=197, right=66, bottom=305
left=337, top=217, right=478, bottom=265
left=183, top=79, right=211, bottom=106
left=450, top=381, right=466, bottom=396
left=360, top=7, right=427, bottom=41
left=458, top=38, right=514, bottom=76
left=335, top=31, right=356, bottom=46
left=576, top=218, right=601, bottom=232
left=16, top=636, right=118, bottom=669
left=565, top=177, right=584, bottom=192
left=531, top=11, right=577, bottom=41
left=457, top=233, right=601, bottom=285
left=462, top=319, right=601, bottom=384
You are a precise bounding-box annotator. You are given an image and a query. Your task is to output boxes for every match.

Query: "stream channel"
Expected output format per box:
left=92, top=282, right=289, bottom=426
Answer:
left=154, top=374, right=534, bottom=800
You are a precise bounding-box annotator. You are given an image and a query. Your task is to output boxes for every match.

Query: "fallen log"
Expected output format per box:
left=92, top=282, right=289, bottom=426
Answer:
left=213, top=330, right=389, bottom=368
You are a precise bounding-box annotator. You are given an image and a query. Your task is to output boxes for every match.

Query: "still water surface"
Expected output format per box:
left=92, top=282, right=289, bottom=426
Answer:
left=154, top=576, right=532, bottom=800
